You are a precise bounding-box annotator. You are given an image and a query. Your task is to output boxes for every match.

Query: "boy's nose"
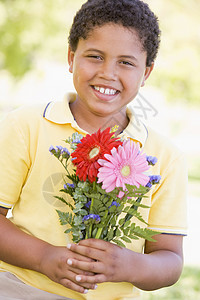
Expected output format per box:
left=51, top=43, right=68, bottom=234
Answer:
left=98, top=61, right=118, bottom=81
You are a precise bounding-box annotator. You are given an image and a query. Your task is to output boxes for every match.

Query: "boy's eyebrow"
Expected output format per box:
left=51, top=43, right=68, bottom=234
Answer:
left=84, top=48, right=104, bottom=55
left=84, top=49, right=138, bottom=61
left=119, top=55, right=138, bottom=61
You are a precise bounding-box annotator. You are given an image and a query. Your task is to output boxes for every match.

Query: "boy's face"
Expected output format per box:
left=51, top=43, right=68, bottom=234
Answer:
left=68, top=23, right=153, bottom=119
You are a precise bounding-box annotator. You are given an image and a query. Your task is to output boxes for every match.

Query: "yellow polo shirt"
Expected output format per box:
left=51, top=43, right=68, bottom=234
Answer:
left=0, top=93, right=187, bottom=300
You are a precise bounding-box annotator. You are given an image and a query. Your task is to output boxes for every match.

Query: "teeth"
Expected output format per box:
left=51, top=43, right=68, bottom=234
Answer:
left=94, top=86, right=117, bottom=95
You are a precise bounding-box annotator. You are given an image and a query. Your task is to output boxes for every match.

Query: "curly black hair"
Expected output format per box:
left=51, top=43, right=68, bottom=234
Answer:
left=68, top=0, right=161, bottom=66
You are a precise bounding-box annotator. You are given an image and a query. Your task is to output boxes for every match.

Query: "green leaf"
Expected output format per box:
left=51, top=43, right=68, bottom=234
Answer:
left=79, top=224, right=86, bottom=230
left=92, top=228, right=98, bottom=238
left=107, top=228, right=114, bottom=241
left=73, top=215, right=83, bottom=226
left=64, top=228, right=72, bottom=234
left=112, top=239, right=126, bottom=248
left=124, top=220, right=131, bottom=228
left=122, top=227, right=130, bottom=236
left=109, top=205, right=118, bottom=213
left=119, top=218, right=125, bottom=226
left=54, top=196, right=74, bottom=210
left=84, top=193, right=100, bottom=200
left=73, top=202, right=84, bottom=213
left=125, top=209, right=148, bottom=225
left=129, top=224, right=159, bottom=241
left=99, top=211, right=107, bottom=217
left=102, top=228, right=108, bottom=237
left=123, top=206, right=130, bottom=213
left=129, top=234, right=139, bottom=240
left=115, top=228, right=121, bottom=237
left=110, top=216, right=118, bottom=226
left=56, top=210, right=73, bottom=225
left=79, top=209, right=88, bottom=216
left=121, top=236, right=132, bottom=243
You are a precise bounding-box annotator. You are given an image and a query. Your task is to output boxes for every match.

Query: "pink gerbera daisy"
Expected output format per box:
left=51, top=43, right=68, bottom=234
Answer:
left=97, top=139, right=150, bottom=193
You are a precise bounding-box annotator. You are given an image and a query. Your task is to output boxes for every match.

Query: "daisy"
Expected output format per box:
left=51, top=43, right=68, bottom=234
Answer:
left=71, top=127, right=122, bottom=182
left=97, top=139, right=150, bottom=193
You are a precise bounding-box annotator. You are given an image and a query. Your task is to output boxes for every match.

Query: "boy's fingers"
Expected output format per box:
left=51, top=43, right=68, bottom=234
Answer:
left=67, top=258, right=103, bottom=274
left=75, top=273, right=106, bottom=284
left=70, top=250, right=94, bottom=262
left=60, top=277, right=89, bottom=294
left=67, top=262, right=94, bottom=276
left=67, top=242, right=104, bottom=261
left=60, top=270, right=97, bottom=292
left=79, top=238, right=110, bottom=250
left=68, top=239, right=109, bottom=251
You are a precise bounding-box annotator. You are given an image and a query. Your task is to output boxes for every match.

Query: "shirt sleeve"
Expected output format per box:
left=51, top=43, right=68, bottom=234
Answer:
left=148, top=153, right=188, bottom=235
left=0, top=112, right=30, bottom=208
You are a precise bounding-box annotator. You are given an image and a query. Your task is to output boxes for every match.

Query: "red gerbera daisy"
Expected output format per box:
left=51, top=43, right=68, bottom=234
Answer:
left=71, top=127, right=122, bottom=182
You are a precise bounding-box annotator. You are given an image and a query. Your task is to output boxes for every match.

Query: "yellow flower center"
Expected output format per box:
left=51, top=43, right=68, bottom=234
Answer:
left=121, top=165, right=131, bottom=177
left=89, top=147, right=100, bottom=159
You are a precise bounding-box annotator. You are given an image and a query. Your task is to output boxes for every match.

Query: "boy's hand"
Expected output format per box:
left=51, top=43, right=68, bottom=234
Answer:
left=66, top=239, right=132, bottom=284
left=0, top=209, right=97, bottom=294
left=66, top=235, right=184, bottom=291
left=39, top=244, right=97, bottom=294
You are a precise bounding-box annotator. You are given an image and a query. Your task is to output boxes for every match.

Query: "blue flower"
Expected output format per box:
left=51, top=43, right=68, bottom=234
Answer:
left=72, top=138, right=82, bottom=144
left=49, top=146, right=70, bottom=159
left=62, top=147, right=70, bottom=155
left=146, top=156, right=158, bottom=166
left=146, top=175, right=161, bottom=188
left=49, top=145, right=63, bottom=158
left=49, top=145, right=55, bottom=153
left=109, top=201, right=120, bottom=208
left=82, top=214, right=101, bottom=224
left=56, top=146, right=63, bottom=151
left=64, top=183, right=75, bottom=189
left=85, top=200, right=91, bottom=209
left=146, top=181, right=153, bottom=188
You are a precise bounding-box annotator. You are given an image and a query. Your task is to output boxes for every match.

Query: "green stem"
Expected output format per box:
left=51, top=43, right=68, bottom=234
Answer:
left=90, top=198, right=94, bottom=213
left=90, top=181, right=96, bottom=214
left=85, top=224, right=91, bottom=239
left=60, top=159, right=70, bottom=175
left=88, top=224, right=93, bottom=238
left=94, top=210, right=109, bottom=239
left=95, top=227, right=103, bottom=239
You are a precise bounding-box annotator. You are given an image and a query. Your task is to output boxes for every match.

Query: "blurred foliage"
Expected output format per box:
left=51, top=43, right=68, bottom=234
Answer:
left=143, top=266, right=200, bottom=300
left=147, top=0, right=200, bottom=104
left=0, top=0, right=82, bottom=77
left=188, top=155, right=200, bottom=181
left=0, top=0, right=200, bottom=104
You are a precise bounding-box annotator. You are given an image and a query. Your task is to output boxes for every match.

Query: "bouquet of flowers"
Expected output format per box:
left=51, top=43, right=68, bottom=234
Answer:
left=49, top=127, right=161, bottom=247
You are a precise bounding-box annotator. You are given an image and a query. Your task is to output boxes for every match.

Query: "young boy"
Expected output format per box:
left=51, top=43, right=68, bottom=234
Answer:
left=0, top=0, right=187, bottom=299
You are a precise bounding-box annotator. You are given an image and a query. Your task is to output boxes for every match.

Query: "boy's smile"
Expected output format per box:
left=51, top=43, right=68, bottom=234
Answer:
left=68, top=23, right=153, bottom=132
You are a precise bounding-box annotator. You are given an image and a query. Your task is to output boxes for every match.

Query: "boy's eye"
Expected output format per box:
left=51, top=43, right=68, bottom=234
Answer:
left=120, top=61, right=134, bottom=67
left=87, top=55, right=103, bottom=60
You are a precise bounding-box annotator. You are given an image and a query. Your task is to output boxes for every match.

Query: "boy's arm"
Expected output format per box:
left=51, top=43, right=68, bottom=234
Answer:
left=0, top=207, right=96, bottom=294
left=66, top=234, right=183, bottom=290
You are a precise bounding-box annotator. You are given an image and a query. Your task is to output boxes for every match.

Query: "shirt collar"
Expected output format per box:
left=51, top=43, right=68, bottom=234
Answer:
left=43, top=93, right=148, bottom=147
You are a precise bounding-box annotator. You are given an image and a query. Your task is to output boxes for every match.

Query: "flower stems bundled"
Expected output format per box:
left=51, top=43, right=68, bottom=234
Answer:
left=49, top=128, right=161, bottom=247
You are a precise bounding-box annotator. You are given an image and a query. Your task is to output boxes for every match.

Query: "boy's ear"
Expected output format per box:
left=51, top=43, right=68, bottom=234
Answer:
left=141, top=63, right=154, bottom=87
left=68, top=47, right=75, bottom=73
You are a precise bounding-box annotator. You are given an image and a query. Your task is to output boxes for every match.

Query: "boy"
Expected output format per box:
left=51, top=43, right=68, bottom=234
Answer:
left=0, top=0, right=187, bottom=299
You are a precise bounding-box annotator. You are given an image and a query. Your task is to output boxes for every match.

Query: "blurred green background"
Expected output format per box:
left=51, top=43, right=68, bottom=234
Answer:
left=0, top=0, right=200, bottom=299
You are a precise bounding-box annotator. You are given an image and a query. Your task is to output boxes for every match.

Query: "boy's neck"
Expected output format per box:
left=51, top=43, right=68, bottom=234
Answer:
left=69, top=101, right=129, bottom=135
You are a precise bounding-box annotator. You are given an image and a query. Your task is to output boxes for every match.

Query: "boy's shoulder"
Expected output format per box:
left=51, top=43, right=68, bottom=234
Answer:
left=8, top=102, right=47, bottom=121
left=2, top=102, right=50, bottom=129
